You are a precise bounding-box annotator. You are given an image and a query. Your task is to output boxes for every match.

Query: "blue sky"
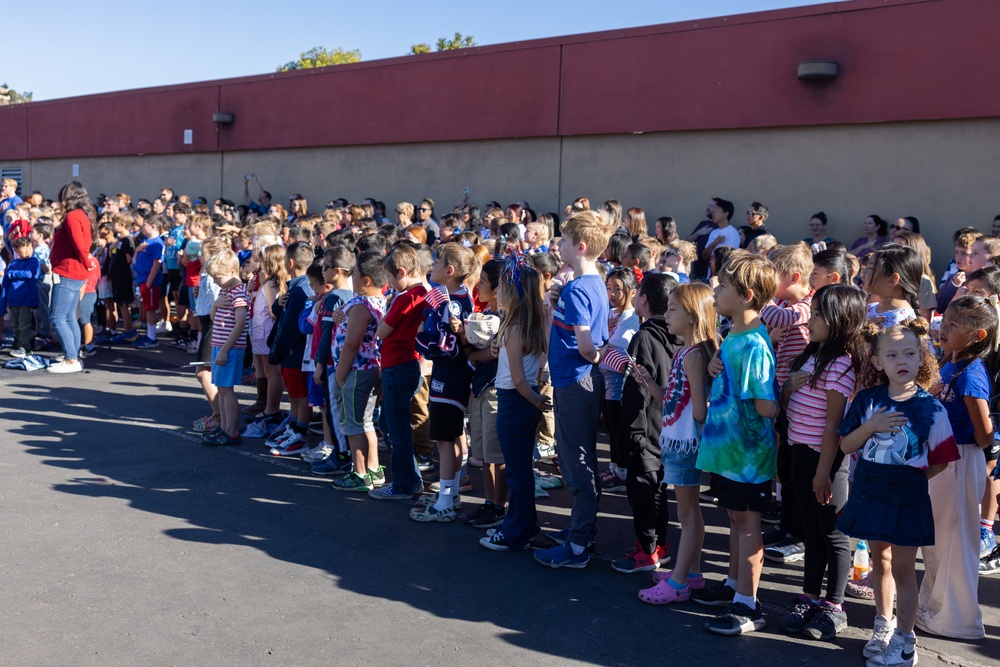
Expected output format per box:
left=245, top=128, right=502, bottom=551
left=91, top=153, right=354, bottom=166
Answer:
left=11, top=0, right=831, bottom=101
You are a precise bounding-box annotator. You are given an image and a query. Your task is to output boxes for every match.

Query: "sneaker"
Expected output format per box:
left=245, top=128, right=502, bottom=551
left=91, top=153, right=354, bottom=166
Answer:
left=185, top=341, right=200, bottom=354
left=704, top=601, right=766, bottom=635
left=409, top=504, right=456, bottom=522
left=691, top=580, right=736, bottom=607
left=200, top=427, right=223, bottom=443
left=416, top=492, right=462, bottom=510
left=80, top=345, right=98, bottom=358
left=301, top=442, right=333, bottom=463
left=133, top=335, right=159, bottom=349
left=762, top=526, right=788, bottom=547
left=533, top=469, right=563, bottom=489
left=467, top=456, right=484, bottom=468
left=268, top=431, right=307, bottom=456
left=867, top=630, right=916, bottom=667
left=764, top=536, right=805, bottom=563
left=308, top=419, right=324, bottom=436
left=549, top=528, right=596, bottom=552
left=654, top=543, right=671, bottom=567
left=9, top=347, right=27, bottom=358
left=331, top=471, right=373, bottom=492
left=533, top=543, right=590, bottom=569
left=368, top=484, right=416, bottom=501
left=241, top=420, right=271, bottom=439
left=416, top=455, right=437, bottom=473
left=847, top=572, right=875, bottom=600
left=980, top=545, right=1000, bottom=575
left=311, top=453, right=353, bottom=477
left=778, top=596, right=818, bottom=634
left=598, top=470, right=626, bottom=491
left=47, top=360, right=84, bottom=374
left=465, top=503, right=492, bottom=526
left=470, top=505, right=505, bottom=530
left=611, top=542, right=659, bottom=574
left=638, top=579, right=690, bottom=605
left=651, top=571, right=706, bottom=589
left=981, top=525, right=997, bottom=559
left=367, top=466, right=386, bottom=488
left=802, top=601, right=848, bottom=641
left=93, top=331, right=114, bottom=344
left=761, top=502, right=782, bottom=525
left=112, top=330, right=139, bottom=344
left=480, top=530, right=512, bottom=551
left=264, top=421, right=292, bottom=448
left=156, top=320, right=172, bottom=334
left=192, top=414, right=220, bottom=432
left=429, top=477, right=472, bottom=493
left=535, top=442, right=556, bottom=459
left=204, top=432, right=241, bottom=447
left=863, top=615, right=898, bottom=659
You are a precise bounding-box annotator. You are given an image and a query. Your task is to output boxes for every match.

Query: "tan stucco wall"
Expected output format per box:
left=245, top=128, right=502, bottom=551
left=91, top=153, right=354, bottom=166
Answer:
left=6, top=119, right=1000, bottom=273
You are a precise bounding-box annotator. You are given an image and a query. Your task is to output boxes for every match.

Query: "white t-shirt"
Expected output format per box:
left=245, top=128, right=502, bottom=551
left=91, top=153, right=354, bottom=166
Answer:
left=706, top=225, right=741, bottom=252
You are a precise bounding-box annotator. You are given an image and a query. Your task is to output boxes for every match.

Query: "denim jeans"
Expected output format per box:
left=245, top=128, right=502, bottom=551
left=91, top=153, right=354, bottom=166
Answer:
left=50, top=277, right=85, bottom=361
left=380, top=361, right=424, bottom=494
left=497, top=387, right=542, bottom=549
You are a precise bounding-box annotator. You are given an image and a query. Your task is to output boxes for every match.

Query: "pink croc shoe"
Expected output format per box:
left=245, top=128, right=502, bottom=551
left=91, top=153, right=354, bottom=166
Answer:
left=651, top=571, right=705, bottom=589
left=639, top=580, right=690, bottom=605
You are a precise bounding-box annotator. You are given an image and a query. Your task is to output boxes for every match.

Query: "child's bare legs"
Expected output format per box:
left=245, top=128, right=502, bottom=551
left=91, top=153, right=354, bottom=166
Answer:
left=438, top=439, right=462, bottom=482
left=484, top=463, right=507, bottom=507
left=871, top=540, right=897, bottom=622
left=290, top=396, right=310, bottom=425
left=671, top=486, right=705, bottom=585
left=877, top=543, right=918, bottom=633
left=264, top=361, right=284, bottom=415
left=196, top=365, right=220, bottom=417
left=321, top=404, right=333, bottom=447
left=730, top=509, right=764, bottom=598
left=217, top=386, right=239, bottom=436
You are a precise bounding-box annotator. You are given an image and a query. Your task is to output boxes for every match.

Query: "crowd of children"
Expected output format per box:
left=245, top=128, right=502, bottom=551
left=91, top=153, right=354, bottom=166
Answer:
left=4, top=187, right=1000, bottom=667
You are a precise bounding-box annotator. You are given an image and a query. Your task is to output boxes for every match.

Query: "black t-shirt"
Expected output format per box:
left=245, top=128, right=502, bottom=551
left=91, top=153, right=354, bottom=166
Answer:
left=740, top=224, right=769, bottom=249
left=108, top=235, right=135, bottom=283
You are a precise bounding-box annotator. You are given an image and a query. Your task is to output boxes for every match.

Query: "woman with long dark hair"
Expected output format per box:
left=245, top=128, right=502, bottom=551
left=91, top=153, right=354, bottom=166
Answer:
left=47, top=181, right=96, bottom=374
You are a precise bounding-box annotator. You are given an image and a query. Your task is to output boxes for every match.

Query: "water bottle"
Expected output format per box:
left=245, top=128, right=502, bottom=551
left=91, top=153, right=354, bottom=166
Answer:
left=853, top=540, right=870, bottom=581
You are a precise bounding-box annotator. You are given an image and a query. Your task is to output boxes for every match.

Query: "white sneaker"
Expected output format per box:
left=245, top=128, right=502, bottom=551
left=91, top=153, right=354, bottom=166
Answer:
left=301, top=442, right=333, bottom=463
left=47, top=360, right=84, bottom=374
left=156, top=321, right=172, bottom=334
left=866, top=630, right=917, bottom=667
left=185, top=341, right=200, bottom=354
left=536, top=442, right=556, bottom=458
left=864, top=615, right=898, bottom=658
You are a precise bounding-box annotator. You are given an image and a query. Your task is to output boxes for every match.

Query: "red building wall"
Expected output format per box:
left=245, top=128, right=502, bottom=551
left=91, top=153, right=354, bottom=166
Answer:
left=1, top=0, right=996, bottom=161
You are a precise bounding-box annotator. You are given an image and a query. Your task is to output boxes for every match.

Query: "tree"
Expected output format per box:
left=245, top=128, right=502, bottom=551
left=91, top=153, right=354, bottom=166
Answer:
left=277, top=46, right=362, bottom=72
left=0, top=83, right=32, bottom=105
left=409, top=33, right=476, bottom=55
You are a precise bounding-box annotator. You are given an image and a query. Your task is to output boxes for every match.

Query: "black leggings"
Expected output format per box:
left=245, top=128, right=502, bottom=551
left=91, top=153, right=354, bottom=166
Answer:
left=791, top=444, right=851, bottom=604
left=602, top=398, right=625, bottom=468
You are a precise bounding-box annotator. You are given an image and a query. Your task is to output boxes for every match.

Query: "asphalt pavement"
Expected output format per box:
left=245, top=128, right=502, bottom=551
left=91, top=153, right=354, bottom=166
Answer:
left=1, top=343, right=997, bottom=666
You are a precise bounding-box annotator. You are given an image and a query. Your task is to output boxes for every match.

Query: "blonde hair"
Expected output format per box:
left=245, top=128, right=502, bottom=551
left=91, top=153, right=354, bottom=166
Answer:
left=201, top=235, right=230, bottom=259
left=526, top=222, right=550, bottom=244
left=671, top=282, right=719, bottom=362
left=718, top=253, right=779, bottom=312
left=667, top=240, right=697, bottom=264
left=396, top=202, right=414, bottom=219
left=2, top=177, right=17, bottom=189
left=767, top=242, right=813, bottom=287
left=206, top=248, right=240, bottom=278
left=747, top=234, right=778, bottom=256
left=436, top=242, right=480, bottom=281
left=259, top=244, right=290, bottom=295
left=249, top=220, right=279, bottom=239
left=560, top=210, right=617, bottom=261
left=497, top=264, right=548, bottom=357
left=189, top=215, right=213, bottom=236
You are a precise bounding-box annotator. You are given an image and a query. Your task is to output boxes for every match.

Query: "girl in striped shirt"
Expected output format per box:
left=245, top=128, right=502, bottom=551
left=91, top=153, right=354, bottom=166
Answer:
left=777, top=284, right=868, bottom=641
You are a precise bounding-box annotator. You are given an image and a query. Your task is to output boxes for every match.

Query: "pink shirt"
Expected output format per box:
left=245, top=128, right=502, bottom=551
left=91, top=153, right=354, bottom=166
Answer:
left=786, top=354, right=855, bottom=451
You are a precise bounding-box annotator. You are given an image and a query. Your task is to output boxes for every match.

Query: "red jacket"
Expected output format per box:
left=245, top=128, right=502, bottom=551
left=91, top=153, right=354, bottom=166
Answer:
left=50, top=209, right=93, bottom=280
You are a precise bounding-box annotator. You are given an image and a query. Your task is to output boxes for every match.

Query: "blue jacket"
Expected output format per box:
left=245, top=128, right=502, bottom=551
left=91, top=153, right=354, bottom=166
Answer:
left=0, top=256, right=41, bottom=313
left=269, top=275, right=313, bottom=369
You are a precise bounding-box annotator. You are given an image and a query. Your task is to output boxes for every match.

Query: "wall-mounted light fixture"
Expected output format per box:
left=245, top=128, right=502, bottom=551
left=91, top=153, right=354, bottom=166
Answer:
left=797, top=61, right=839, bottom=80
left=212, top=112, right=235, bottom=124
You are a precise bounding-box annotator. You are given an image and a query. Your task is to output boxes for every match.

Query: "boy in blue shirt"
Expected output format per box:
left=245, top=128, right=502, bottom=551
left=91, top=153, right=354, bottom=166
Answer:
left=132, top=214, right=166, bottom=348
left=0, top=237, right=41, bottom=356
left=693, top=253, right=780, bottom=635
left=534, top=210, right=616, bottom=569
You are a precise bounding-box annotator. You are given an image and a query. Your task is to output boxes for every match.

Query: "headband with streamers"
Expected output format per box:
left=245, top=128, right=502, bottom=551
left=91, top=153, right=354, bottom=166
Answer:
left=498, top=233, right=528, bottom=297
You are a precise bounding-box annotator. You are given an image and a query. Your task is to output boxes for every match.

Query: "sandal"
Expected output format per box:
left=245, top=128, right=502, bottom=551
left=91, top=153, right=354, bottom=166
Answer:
left=639, top=580, right=690, bottom=605
left=846, top=573, right=874, bottom=600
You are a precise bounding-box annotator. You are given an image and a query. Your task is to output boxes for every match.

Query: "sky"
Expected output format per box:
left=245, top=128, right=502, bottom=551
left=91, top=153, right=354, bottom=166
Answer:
left=10, top=0, right=832, bottom=102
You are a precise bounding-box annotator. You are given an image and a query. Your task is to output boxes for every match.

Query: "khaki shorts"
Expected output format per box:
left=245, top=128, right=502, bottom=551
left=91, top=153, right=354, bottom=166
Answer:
left=468, top=385, right=503, bottom=464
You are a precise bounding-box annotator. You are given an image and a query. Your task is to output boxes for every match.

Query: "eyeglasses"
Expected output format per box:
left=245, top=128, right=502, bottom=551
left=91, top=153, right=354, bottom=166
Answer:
left=890, top=224, right=907, bottom=231
left=746, top=210, right=761, bottom=216
left=418, top=207, right=431, bottom=212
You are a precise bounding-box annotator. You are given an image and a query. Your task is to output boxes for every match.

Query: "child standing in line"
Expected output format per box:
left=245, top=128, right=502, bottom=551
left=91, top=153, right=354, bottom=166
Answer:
left=329, top=251, right=388, bottom=491
left=0, top=237, right=41, bottom=357
left=692, top=254, right=779, bottom=635
left=291, top=261, right=334, bottom=462
left=916, top=295, right=996, bottom=640
left=636, top=281, right=715, bottom=599
left=838, top=320, right=959, bottom=667
left=367, top=243, right=428, bottom=496
left=132, top=214, right=166, bottom=349
left=533, top=210, right=616, bottom=568
left=776, top=284, right=866, bottom=641
left=191, top=237, right=227, bottom=435
left=480, top=260, right=551, bottom=551
left=108, top=213, right=138, bottom=343
left=410, top=244, right=480, bottom=522
left=867, top=245, right=921, bottom=328
left=202, top=249, right=250, bottom=447
left=598, top=267, right=640, bottom=492
left=245, top=242, right=287, bottom=433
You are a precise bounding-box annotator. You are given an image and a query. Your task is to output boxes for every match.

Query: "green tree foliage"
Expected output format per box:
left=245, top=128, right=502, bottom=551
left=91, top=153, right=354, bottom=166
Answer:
left=277, top=46, right=362, bottom=72
left=410, top=33, right=476, bottom=55
left=0, top=83, right=32, bottom=105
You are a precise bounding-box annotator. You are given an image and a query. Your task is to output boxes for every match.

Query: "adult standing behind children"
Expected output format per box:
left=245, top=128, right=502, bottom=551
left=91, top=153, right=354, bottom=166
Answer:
left=700, top=198, right=740, bottom=270
left=533, top=209, right=616, bottom=568
left=48, top=181, right=96, bottom=374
